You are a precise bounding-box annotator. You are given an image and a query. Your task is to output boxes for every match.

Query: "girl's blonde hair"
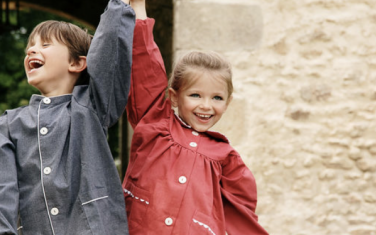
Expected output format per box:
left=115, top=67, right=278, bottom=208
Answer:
left=169, top=51, right=233, bottom=98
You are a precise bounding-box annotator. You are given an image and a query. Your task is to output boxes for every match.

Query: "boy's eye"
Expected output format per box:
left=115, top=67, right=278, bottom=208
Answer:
left=43, top=43, right=50, bottom=47
left=213, top=96, right=223, bottom=101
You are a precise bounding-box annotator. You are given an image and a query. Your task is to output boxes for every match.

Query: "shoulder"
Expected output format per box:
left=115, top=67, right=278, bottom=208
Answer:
left=199, top=131, right=240, bottom=161
left=2, top=105, right=28, bottom=119
left=206, top=130, right=231, bottom=144
left=72, top=85, right=91, bottom=108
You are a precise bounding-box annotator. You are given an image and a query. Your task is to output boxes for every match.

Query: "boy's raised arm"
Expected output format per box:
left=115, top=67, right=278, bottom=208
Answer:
left=86, top=0, right=135, bottom=128
left=0, top=116, right=18, bottom=235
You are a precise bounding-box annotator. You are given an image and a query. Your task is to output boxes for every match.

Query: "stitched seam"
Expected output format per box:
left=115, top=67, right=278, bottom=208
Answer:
left=124, top=188, right=149, bottom=205
left=82, top=196, right=109, bottom=205
left=192, top=219, right=216, bottom=235
left=37, top=100, right=56, bottom=235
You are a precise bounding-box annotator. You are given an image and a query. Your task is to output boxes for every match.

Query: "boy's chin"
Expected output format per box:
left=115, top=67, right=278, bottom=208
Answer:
left=27, top=77, right=38, bottom=87
left=27, top=78, right=43, bottom=92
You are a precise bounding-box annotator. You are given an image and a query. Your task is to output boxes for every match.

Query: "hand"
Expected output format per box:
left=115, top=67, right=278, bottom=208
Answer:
left=130, top=0, right=144, bottom=3
left=122, top=0, right=130, bottom=4
left=130, top=0, right=147, bottom=20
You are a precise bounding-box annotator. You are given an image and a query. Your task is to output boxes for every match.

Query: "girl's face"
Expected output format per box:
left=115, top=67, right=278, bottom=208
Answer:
left=169, top=72, right=232, bottom=132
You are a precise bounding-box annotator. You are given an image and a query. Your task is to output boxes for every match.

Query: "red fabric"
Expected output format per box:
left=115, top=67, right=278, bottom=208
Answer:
left=122, top=18, right=269, bottom=235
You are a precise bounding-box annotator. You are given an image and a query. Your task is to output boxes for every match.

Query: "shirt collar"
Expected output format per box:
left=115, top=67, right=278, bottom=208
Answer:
left=173, top=113, right=230, bottom=144
left=29, top=94, right=72, bottom=106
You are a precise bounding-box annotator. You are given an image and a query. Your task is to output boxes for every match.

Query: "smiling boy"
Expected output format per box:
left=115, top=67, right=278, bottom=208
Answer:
left=0, top=0, right=135, bottom=234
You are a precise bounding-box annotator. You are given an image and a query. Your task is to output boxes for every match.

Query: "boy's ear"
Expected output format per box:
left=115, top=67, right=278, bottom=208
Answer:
left=168, top=88, right=178, bottom=107
left=69, top=56, right=87, bottom=73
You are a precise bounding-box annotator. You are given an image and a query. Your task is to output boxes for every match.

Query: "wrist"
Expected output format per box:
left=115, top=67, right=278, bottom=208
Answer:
left=130, top=2, right=147, bottom=20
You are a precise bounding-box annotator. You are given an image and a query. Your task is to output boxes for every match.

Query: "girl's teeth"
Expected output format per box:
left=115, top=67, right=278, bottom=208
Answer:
left=197, top=114, right=211, bottom=118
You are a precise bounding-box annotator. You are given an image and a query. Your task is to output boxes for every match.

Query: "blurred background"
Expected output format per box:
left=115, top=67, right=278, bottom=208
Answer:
left=2, top=0, right=376, bottom=234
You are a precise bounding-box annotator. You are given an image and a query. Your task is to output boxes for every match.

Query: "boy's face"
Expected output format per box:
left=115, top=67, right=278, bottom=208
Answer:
left=169, top=72, right=232, bottom=132
left=24, top=34, right=72, bottom=95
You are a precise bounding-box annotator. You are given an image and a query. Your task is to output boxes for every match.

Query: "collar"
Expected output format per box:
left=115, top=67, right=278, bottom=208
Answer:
left=173, top=113, right=230, bottom=144
left=29, top=94, right=72, bottom=106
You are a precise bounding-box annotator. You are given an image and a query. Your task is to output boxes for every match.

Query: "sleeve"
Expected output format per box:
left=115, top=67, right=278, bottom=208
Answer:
left=126, top=18, right=169, bottom=129
left=86, top=0, right=135, bottom=128
left=0, top=114, right=18, bottom=235
left=221, top=153, right=269, bottom=235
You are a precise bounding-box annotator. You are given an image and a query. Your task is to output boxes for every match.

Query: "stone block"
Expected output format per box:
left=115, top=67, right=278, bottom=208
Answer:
left=174, top=1, right=263, bottom=52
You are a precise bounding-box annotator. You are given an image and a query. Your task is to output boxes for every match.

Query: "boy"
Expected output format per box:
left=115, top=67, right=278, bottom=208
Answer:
left=0, top=0, right=135, bottom=234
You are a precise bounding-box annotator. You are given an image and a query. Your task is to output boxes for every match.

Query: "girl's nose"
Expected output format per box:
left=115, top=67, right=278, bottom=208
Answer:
left=199, top=99, right=211, bottom=110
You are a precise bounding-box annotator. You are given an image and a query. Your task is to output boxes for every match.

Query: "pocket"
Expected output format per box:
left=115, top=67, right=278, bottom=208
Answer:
left=124, top=182, right=150, bottom=230
left=80, top=188, right=110, bottom=234
left=189, top=210, right=220, bottom=235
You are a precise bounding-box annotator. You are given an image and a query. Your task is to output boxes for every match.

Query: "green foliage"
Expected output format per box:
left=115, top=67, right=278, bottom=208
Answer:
left=0, top=8, right=119, bottom=160
left=0, top=9, right=94, bottom=114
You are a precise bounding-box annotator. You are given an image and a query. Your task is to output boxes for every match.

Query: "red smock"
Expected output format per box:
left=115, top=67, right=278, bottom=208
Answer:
left=122, top=18, right=269, bottom=235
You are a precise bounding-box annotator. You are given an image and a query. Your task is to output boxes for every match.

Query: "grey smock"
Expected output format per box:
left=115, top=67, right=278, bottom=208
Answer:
left=0, top=0, right=135, bottom=234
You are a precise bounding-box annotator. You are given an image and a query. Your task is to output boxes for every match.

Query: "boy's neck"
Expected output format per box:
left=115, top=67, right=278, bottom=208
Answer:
left=38, top=83, right=75, bottom=97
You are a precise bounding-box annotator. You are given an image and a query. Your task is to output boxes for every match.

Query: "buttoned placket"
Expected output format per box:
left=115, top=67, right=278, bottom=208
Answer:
left=160, top=128, right=201, bottom=231
left=189, top=130, right=199, bottom=149
left=38, top=97, right=57, bottom=235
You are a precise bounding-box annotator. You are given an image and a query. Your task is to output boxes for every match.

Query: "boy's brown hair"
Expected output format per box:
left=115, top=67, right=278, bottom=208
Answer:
left=26, top=20, right=93, bottom=85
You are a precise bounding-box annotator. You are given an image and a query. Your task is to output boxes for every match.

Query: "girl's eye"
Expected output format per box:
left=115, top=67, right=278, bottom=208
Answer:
left=43, top=43, right=50, bottom=47
left=190, top=94, right=200, bottom=98
left=213, top=96, right=223, bottom=101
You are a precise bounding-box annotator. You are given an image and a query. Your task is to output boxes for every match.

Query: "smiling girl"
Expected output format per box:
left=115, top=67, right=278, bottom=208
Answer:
left=122, top=0, right=269, bottom=234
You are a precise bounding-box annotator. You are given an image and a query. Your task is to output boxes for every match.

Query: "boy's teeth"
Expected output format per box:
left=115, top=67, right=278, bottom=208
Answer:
left=29, top=60, right=44, bottom=69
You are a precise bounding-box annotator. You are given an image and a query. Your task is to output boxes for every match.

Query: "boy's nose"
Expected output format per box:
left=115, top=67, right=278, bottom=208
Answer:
left=26, top=46, right=37, bottom=55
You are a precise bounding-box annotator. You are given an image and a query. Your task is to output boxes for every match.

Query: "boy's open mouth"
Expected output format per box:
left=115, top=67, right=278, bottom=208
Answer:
left=195, top=113, right=213, bottom=120
left=29, top=60, right=44, bottom=69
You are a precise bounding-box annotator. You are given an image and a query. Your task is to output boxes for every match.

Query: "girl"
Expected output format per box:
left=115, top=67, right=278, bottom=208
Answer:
left=123, top=1, right=269, bottom=234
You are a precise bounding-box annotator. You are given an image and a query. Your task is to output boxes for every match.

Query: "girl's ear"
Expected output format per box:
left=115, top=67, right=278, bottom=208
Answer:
left=226, top=95, right=233, bottom=106
left=68, top=56, right=87, bottom=73
left=224, top=95, right=233, bottom=111
left=168, top=88, right=179, bottom=107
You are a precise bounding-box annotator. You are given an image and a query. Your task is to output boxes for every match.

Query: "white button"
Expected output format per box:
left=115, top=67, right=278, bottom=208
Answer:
left=40, top=127, right=48, bottom=135
left=43, top=97, right=51, bottom=104
left=165, top=217, right=173, bottom=226
left=51, top=207, right=59, bottom=215
left=44, top=167, right=51, bottom=175
left=189, top=142, right=197, bottom=147
left=179, top=176, right=187, bottom=184
left=192, top=131, right=199, bottom=136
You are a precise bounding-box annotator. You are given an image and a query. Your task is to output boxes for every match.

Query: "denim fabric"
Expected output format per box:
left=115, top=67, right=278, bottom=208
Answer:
left=0, top=0, right=135, bottom=234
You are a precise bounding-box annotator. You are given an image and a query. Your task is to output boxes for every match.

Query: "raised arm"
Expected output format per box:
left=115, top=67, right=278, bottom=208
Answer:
left=0, top=115, right=18, bottom=235
left=130, top=0, right=147, bottom=20
left=126, top=14, right=168, bottom=128
left=221, top=154, right=269, bottom=235
left=86, top=0, right=135, bottom=128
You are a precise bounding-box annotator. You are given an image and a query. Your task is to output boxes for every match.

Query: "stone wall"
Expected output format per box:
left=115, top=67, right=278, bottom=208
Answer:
left=174, top=0, right=376, bottom=234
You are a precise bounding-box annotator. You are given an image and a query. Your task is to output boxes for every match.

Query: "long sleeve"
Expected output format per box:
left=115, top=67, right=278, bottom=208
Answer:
left=87, top=0, right=135, bottom=128
left=126, top=18, right=169, bottom=129
left=221, top=154, right=269, bottom=235
left=0, top=114, right=18, bottom=235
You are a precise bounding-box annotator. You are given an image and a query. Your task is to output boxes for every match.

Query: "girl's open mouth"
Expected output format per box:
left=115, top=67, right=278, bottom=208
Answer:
left=195, top=113, right=213, bottom=120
